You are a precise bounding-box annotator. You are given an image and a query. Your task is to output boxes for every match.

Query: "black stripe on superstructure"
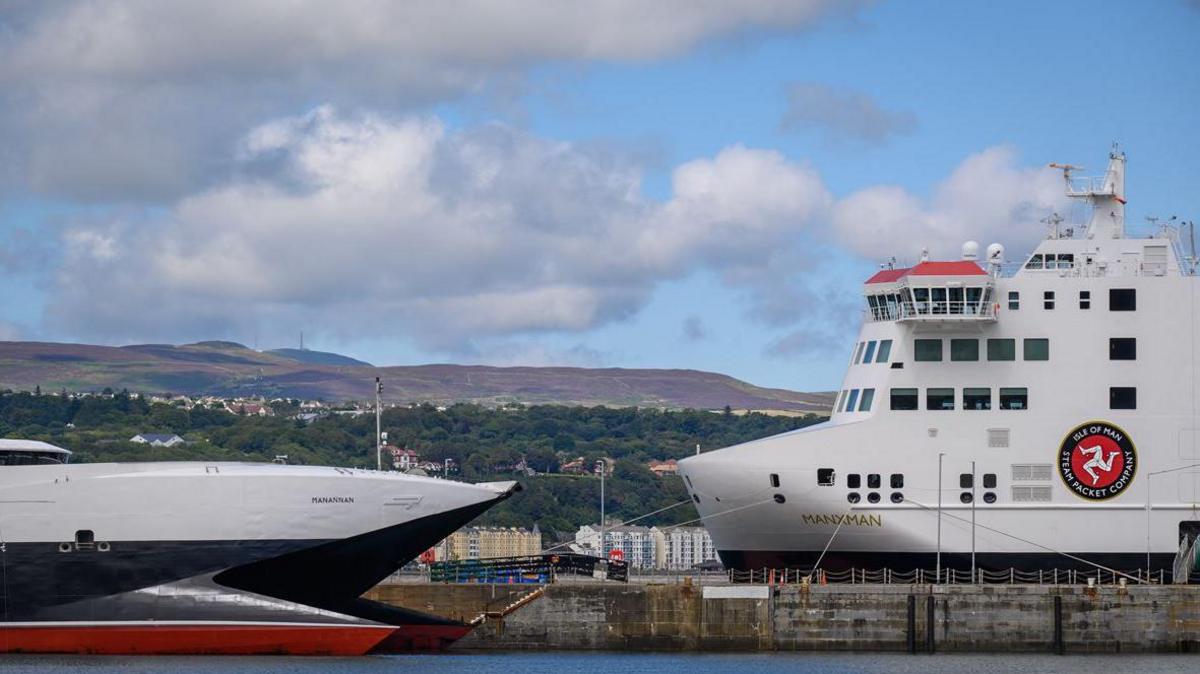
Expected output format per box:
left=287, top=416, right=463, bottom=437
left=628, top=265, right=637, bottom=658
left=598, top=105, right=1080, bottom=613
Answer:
left=718, top=549, right=1177, bottom=574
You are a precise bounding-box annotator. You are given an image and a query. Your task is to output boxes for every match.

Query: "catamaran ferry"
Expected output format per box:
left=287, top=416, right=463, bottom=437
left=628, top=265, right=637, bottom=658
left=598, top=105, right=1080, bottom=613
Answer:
left=680, top=148, right=1200, bottom=575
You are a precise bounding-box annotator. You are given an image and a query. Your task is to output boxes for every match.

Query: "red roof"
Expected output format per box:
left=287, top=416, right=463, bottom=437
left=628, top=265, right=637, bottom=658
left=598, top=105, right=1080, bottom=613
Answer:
left=865, top=261, right=985, bottom=284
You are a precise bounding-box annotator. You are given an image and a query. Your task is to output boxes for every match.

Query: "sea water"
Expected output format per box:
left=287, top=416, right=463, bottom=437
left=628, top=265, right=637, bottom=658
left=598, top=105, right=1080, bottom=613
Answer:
left=5, top=652, right=1200, bottom=674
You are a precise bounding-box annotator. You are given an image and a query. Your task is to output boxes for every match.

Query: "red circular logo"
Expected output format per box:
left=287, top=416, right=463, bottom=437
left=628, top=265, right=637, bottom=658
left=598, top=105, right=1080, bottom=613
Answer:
left=1058, top=422, right=1136, bottom=500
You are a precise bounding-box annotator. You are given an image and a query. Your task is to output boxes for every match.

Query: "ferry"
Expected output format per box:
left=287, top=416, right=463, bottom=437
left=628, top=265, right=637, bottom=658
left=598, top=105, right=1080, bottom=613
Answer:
left=0, top=438, right=519, bottom=654
left=679, top=148, right=1200, bottom=575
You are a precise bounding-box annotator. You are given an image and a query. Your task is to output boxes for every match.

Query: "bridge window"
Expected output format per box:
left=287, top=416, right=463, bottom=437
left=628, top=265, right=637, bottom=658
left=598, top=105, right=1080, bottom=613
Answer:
left=890, top=388, right=918, bottom=410
left=1043, top=291, right=1055, bottom=310
left=951, top=338, right=979, bottom=361
left=987, top=338, right=1016, bottom=361
left=845, top=389, right=860, bottom=412
left=1079, top=290, right=1091, bottom=310
left=1110, top=338, right=1136, bottom=360
left=1110, top=288, right=1136, bottom=311
left=964, top=388, right=992, bottom=410
left=1023, top=338, right=1049, bottom=361
left=1008, top=291, right=1020, bottom=310
left=915, top=339, right=943, bottom=362
left=863, top=340, right=877, bottom=364
left=927, top=388, right=955, bottom=411
left=1025, top=254, right=1044, bottom=270
left=1110, top=387, right=1137, bottom=410
left=876, top=339, right=893, bottom=363
left=853, top=342, right=865, bottom=364
left=999, top=387, right=1028, bottom=410
left=859, top=389, right=875, bottom=412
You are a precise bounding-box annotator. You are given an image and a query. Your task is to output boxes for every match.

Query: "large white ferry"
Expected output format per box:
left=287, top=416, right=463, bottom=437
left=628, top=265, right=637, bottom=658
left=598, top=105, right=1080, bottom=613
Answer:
left=0, top=439, right=519, bottom=654
left=680, top=148, right=1200, bottom=575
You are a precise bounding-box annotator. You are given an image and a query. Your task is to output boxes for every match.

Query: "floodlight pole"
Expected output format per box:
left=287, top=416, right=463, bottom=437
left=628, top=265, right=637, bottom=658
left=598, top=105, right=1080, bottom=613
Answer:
left=971, top=460, right=977, bottom=583
left=936, top=452, right=944, bottom=583
left=375, top=377, right=383, bottom=471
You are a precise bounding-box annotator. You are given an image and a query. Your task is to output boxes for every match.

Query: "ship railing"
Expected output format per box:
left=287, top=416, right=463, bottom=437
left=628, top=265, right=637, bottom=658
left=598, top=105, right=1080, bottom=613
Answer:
left=723, top=566, right=1168, bottom=586
left=865, top=300, right=998, bottom=323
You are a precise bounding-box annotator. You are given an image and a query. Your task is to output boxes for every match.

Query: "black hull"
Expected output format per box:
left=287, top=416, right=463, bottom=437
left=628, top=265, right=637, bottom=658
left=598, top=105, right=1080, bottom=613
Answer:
left=1, top=498, right=499, bottom=629
left=718, top=549, right=1177, bottom=575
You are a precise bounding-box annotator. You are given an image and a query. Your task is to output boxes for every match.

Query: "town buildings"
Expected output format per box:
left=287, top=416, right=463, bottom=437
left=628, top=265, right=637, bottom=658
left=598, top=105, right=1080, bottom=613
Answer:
left=573, top=524, right=719, bottom=570
left=431, top=526, right=543, bottom=561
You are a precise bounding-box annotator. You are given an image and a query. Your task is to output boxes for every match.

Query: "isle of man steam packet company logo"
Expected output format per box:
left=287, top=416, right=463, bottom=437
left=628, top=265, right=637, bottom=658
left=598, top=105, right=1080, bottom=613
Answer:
left=1058, top=421, right=1136, bottom=500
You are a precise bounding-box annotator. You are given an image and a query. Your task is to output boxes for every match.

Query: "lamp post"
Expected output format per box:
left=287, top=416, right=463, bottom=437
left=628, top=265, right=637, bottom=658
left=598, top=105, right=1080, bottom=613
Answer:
left=970, top=460, right=977, bottom=584
left=375, top=377, right=383, bottom=471
left=1145, top=463, right=1200, bottom=577
left=936, top=452, right=944, bottom=583
left=596, top=459, right=606, bottom=559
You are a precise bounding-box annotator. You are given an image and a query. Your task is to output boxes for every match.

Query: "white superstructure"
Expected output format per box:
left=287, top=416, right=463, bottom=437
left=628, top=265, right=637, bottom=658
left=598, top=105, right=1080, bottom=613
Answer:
left=679, top=148, right=1200, bottom=574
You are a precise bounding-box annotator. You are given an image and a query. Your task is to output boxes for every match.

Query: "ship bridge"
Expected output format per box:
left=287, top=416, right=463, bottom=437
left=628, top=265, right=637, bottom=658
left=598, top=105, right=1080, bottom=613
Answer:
left=864, top=260, right=996, bottom=323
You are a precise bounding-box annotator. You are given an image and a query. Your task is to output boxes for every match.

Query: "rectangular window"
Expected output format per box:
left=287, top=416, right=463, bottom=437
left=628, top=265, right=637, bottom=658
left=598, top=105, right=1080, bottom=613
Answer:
left=1079, top=290, right=1091, bottom=310
left=1043, top=291, right=1055, bottom=310
left=867, top=474, right=881, bottom=489
left=845, top=389, right=860, bottom=412
left=915, top=339, right=943, bottom=362
left=983, top=473, right=997, bottom=489
left=963, top=387, right=992, bottom=410
left=770, top=473, right=780, bottom=488
left=1110, top=288, right=1136, bottom=311
left=847, top=473, right=861, bottom=489
left=859, top=388, right=875, bottom=412
left=1008, top=291, right=1020, bottom=310
left=817, top=468, right=835, bottom=486
left=1110, top=387, right=1137, bottom=410
left=853, top=341, right=865, bottom=364
left=999, top=387, right=1028, bottom=410
left=890, top=474, right=904, bottom=489
left=1110, top=338, right=1136, bottom=360
left=950, top=338, right=979, bottom=362
left=863, top=340, right=877, bottom=364
left=890, top=388, right=919, bottom=410
left=1023, top=338, right=1050, bottom=361
left=927, top=388, right=955, bottom=411
left=1025, top=254, right=1044, bottom=270
left=876, top=339, right=892, bottom=363
left=987, top=338, right=1016, bottom=361
left=960, top=473, right=974, bottom=489
left=836, top=390, right=846, bottom=412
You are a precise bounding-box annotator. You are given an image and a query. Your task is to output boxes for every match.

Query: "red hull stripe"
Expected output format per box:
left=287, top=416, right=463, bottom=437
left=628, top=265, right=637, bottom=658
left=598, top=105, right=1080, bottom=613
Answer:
left=369, top=623, right=474, bottom=652
left=0, top=623, right=396, bottom=655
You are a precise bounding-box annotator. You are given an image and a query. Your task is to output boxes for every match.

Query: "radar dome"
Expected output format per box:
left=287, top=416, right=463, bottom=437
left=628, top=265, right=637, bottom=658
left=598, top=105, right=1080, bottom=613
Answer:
left=961, top=241, right=980, bottom=261
left=986, top=243, right=1005, bottom=264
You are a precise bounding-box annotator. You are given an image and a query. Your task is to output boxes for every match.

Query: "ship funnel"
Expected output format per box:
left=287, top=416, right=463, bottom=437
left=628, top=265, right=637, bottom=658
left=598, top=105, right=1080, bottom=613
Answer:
left=961, top=241, right=980, bottom=261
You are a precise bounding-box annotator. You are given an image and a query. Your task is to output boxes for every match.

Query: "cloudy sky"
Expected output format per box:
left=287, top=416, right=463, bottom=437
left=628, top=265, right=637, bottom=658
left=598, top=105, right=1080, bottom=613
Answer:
left=1, top=1, right=1197, bottom=390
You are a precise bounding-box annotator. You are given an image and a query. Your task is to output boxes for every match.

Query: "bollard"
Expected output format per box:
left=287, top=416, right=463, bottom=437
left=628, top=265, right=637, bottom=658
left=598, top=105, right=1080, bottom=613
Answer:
left=906, top=595, right=916, bottom=654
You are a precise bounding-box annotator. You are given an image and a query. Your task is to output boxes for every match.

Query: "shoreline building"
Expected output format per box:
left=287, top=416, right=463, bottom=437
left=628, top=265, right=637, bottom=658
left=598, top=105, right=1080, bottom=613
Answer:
left=433, top=525, right=542, bottom=561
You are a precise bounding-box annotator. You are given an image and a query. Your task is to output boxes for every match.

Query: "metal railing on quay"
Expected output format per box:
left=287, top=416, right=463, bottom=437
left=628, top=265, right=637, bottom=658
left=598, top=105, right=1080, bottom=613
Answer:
left=725, top=567, right=1171, bottom=586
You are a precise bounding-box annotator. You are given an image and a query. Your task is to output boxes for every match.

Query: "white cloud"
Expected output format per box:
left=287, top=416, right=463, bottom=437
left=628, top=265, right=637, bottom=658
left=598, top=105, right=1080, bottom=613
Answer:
left=0, top=0, right=867, bottom=200
left=831, top=145, right=1068, bottom=262
left=781, top=83, right=916, bottom=144
left=45, top=107, right=832, bottom=351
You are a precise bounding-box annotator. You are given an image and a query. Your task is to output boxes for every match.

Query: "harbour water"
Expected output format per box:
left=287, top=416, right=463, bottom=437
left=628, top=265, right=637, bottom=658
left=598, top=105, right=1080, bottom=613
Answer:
left=6, top=653, right=1200, bottom=674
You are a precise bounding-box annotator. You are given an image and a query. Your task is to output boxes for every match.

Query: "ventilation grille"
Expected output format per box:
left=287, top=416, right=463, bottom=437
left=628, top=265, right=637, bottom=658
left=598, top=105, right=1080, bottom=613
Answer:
left=1012, top=485, right=1052, bottom=502
left=1011, top=464, right=1052, bottom=481
left=988, top=428, right=1010, bottom=448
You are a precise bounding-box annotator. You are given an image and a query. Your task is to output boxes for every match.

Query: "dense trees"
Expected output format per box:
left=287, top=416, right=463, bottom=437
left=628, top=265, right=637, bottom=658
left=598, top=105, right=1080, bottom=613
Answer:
left=0, top=391, right=823, bottom=541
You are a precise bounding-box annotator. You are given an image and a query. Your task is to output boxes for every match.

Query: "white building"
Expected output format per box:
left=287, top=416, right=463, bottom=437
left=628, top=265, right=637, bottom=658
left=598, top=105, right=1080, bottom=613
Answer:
left=663, top=527, right=719, bottom=570
left=129, top=433, right=185, bottom=447
left=575, top=524, right=663, bottom=569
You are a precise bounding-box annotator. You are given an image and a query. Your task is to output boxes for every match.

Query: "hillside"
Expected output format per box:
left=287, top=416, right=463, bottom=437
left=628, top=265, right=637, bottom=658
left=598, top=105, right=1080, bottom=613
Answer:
left=0, top=341, right=833, bottom=412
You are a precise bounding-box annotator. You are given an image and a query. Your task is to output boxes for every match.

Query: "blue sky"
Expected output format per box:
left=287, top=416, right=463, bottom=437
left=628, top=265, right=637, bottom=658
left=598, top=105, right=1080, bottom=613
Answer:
left=0, top=1, right=1197, bottom=391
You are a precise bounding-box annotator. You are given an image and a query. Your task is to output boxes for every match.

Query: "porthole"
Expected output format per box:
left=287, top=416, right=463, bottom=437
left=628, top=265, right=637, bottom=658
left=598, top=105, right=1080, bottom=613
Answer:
left=97, top=541, right=111, bottom=552
left=847, top=492, right=861, bottom=504
left=58, top=542, right=72, bottom=553
left=983, top=492, right=997, bottom=504
left=960, top=492, right=974, bottom=504
left=890, top=492, right=903, bottom=504
left=773, top=493, right=786, bottom=504
left=867, top=492, right=880, bottom=504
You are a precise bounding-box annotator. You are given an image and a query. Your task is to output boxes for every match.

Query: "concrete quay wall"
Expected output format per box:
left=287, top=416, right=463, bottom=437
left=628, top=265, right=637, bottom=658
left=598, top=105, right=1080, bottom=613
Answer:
left=373, top=582, right=1200, bottom=653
